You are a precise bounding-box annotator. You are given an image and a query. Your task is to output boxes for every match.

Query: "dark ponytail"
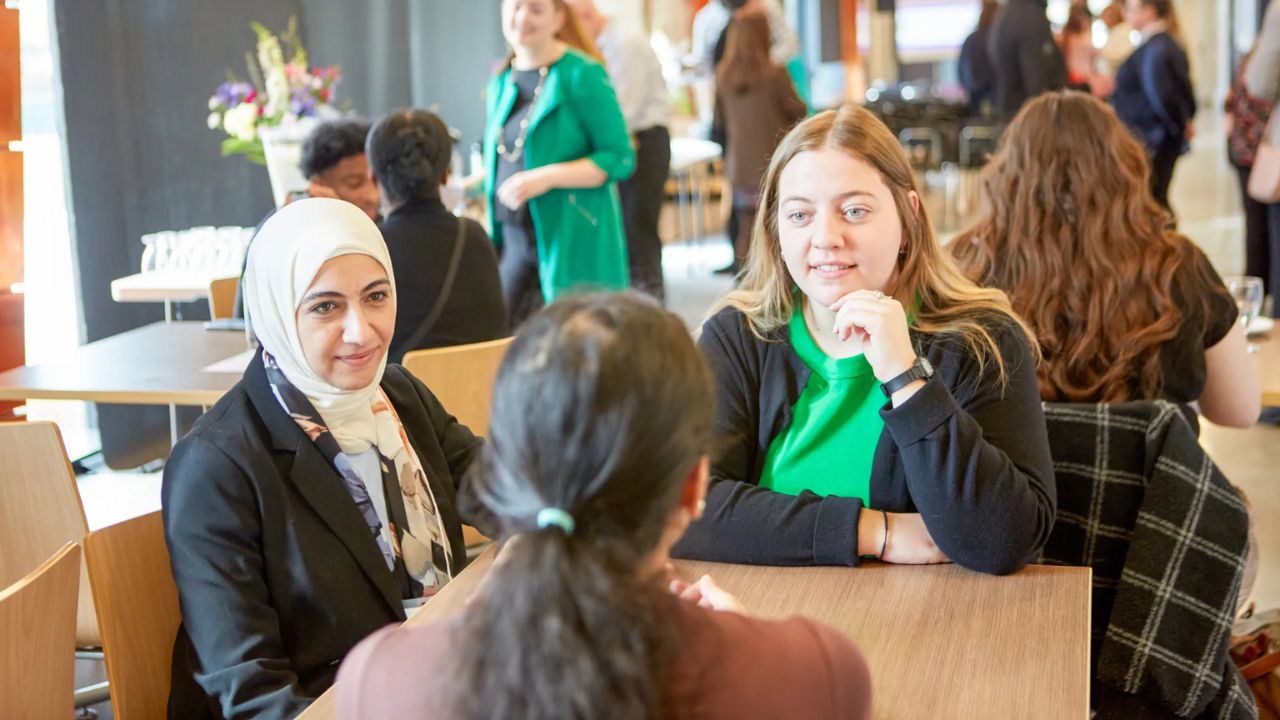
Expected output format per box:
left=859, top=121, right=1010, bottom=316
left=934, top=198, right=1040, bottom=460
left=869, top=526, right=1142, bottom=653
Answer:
left=453, top=292, right=715, bottom=720
left=365, top=108, right=453, bottom=206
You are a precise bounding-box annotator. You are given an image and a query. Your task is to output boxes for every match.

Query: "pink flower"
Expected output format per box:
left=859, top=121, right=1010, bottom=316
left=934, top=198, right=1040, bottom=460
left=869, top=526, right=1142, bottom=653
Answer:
left=244, top=90, right=258, bottom=104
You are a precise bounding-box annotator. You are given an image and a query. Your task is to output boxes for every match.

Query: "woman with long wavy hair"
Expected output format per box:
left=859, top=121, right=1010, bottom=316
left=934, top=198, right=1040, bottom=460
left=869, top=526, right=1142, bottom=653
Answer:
left=951, top=91, right=1259, bottom=427
left=672, top=105, right=1056, bottom=576
left=335, top=293, right=872, bottom=720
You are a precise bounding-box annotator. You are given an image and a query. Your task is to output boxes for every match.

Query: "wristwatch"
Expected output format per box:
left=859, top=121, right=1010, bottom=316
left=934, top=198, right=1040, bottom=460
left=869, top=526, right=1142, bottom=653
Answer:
left=881, top=356, right=934, bottom=397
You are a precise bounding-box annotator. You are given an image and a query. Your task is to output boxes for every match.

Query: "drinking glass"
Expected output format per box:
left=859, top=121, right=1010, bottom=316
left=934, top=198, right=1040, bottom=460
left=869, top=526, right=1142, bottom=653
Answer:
left=139, top=233, right=158, bottom=273
left=1224, top=275, right=1265, bottom=353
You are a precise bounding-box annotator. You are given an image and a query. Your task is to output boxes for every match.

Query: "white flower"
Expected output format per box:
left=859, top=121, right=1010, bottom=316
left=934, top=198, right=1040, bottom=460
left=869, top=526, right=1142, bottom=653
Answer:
left=208, top=96, right=220, bottom=111
left=257, top=33, right=289, bottom=118
left=207, top=112, right=222, bottom=130
left=223, top=103, right=259, bottom=142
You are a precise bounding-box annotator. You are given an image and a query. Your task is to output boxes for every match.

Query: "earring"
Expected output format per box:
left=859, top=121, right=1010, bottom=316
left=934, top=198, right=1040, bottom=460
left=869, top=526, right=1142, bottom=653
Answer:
left=899, top=245, right=907, bottom=256
left=696, top=499, right=707, bottom=516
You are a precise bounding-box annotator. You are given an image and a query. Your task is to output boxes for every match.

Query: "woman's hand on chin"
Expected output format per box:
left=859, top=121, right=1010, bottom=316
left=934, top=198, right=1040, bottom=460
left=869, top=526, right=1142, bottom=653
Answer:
left=829, top=289, right=917, bottom=383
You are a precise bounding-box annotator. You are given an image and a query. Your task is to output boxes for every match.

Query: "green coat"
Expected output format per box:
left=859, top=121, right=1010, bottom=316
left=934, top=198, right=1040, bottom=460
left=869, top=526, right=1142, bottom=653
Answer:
left=484, top=48, right=635, bottom=301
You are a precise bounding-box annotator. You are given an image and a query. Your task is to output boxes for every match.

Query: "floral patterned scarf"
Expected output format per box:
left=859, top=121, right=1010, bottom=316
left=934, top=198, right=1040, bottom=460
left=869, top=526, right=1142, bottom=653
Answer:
left=263, top=351, right=453, bottom=596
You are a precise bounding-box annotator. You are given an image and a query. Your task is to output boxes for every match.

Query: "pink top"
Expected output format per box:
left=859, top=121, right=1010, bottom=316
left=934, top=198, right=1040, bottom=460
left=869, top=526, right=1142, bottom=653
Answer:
left=336, top=598, right=873, bottom=719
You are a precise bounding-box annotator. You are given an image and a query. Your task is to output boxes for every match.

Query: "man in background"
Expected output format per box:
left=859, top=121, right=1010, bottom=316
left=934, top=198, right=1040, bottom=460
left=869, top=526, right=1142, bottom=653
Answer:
left=296, top=119, right=381, bottom=221
left=568, top=0, right=672, bottom=300
left=234, top=119, right=379, bottom=318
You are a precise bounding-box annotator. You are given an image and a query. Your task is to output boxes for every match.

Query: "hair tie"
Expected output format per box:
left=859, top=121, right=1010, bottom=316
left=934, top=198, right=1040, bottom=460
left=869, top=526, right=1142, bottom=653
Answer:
left=535, top=508, right=575, bottom=535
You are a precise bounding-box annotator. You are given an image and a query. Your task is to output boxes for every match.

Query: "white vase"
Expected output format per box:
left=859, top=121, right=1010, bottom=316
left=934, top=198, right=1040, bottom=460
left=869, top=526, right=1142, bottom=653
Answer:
left=260, top=118, right=320, bottom=209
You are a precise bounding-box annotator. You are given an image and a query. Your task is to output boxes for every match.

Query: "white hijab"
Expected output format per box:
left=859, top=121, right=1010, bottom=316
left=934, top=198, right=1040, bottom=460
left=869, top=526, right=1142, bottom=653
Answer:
left=244, top=198, right=396, bottom=454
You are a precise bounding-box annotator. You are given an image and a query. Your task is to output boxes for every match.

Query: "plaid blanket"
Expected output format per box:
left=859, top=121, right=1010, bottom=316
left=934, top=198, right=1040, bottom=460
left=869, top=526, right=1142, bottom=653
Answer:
left=1040, top=401, right=1256, bottom=719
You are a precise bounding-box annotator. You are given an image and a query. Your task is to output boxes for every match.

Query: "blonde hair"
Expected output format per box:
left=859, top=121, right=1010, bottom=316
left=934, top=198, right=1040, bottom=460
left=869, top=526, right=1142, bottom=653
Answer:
left=712, top=104, right=1037, bottom=384
left=555, top=0, right=606, bottom=64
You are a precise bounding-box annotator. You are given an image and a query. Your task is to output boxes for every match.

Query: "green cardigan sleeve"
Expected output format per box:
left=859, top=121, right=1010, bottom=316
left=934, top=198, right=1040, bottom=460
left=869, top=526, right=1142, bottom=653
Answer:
left=566, top=59, right=636, bottom=183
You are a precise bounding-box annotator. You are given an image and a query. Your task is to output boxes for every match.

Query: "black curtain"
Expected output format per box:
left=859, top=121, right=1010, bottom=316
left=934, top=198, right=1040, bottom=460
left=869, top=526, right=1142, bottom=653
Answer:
left=54, top=0, right=504, bottom=466
left=299, top=0, right=506, bottom=148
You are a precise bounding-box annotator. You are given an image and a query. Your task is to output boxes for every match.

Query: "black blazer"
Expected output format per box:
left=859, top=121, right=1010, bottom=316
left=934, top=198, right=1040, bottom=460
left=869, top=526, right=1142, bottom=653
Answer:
left=162, top=351, right=491, bottom=719
left=1112, top=32, right=1195, bottom=151
left=673, top=307, right=1057, bottom=575
left=380, top=198, right=507, bottom=363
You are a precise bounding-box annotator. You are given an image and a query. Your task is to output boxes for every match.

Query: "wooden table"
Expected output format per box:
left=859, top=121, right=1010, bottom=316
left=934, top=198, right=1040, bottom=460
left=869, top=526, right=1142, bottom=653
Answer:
left=297, top=552, right=1091, bottom=720
left=0, top=321, right=249, bottom=407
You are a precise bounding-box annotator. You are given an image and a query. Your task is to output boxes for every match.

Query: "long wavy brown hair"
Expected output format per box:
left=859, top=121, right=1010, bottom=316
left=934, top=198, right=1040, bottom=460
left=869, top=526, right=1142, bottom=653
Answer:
left=950, top=91, right=1216, bottom=402
left=717, top=12, right=774, bottom=96
left=714, top=104, right=1035, bottom=386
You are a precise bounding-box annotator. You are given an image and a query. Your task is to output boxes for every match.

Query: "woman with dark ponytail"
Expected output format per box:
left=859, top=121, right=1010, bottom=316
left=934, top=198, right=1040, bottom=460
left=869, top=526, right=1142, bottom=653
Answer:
left=335, top=292, right=872, bottom=720
left=367, top=109, right=507, bottom=362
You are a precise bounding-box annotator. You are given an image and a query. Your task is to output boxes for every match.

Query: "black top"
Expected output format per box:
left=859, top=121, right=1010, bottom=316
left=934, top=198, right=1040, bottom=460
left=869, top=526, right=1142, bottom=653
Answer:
left=379, top=198, right=507, bottom=363
left=493, top=68, right=545, bottom=228
left=1149, top=245, right=1238, bottom=404
left=672, top=306, right=1057, bottom=576
left=162, top=352, right=494, bottom=719
left=987, top=0, right=1066, bottom=119
left=1111, top=32, right=1196, bottom=151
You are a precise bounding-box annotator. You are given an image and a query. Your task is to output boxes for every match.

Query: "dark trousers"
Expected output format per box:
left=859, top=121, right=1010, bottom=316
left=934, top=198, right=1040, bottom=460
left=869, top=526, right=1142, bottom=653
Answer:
left=618, top=125, right=671, bottom=301
left=1235, top=162, right=1275, bottom=303
left=1266, top=204, right=1280, bottom=319
left=498, top=219, right=545, bottom=330
left=1148, top=139, right=1182, bottom=212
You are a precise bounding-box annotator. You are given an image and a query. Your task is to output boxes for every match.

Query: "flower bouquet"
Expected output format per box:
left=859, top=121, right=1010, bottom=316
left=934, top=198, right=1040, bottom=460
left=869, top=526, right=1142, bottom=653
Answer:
left=206, top=17, right=345, bottom=165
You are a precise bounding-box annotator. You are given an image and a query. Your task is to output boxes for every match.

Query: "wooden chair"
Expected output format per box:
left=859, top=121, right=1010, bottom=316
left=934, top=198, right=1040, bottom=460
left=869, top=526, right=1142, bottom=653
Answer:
left=0, top=421, right=97, bottom=647
left=402, top=338, right=513, bottom=548
left=0, top=543, right=81, bottom=720
left=85, top=511, right=181, bottom=720
left=401, top=337, right=513, bottom=437
left=207, top=276, right=239, bottom=320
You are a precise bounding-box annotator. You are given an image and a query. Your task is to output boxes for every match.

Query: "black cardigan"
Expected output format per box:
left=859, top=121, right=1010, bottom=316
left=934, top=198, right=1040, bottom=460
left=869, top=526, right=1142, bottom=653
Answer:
left=673, top=306, right=1057, bottom=575
left=162, top=352, right=492, bottom=719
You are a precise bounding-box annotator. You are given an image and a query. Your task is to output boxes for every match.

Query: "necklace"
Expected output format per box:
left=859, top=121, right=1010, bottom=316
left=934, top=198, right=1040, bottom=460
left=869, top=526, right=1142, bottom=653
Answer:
left=497, top=65, right=549, bottom=165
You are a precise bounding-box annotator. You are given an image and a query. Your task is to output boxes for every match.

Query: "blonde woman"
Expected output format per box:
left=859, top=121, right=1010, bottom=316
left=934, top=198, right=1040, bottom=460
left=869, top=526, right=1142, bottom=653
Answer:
left=673, top=105, right=1056, bottom=575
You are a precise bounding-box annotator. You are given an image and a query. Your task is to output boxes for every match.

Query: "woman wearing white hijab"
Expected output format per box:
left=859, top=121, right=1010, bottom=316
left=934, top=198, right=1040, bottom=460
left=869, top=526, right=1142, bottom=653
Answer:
left=162, top=199, right=491, bottom=719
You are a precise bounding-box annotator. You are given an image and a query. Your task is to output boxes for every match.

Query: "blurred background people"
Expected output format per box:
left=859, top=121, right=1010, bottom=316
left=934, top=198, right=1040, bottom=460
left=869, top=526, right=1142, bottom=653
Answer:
left=1111, top=0, right=1195, bottom=212
left=959, top=1, right=1000, bottom=117
left=1099, top=0, right=1137, bottom=76
left=988, top=0, right=1067, bottom=120
left=713, top=10, right=806, bottom=274
left=1225, top=51, right=1276, bottom=308
left=1246, top=0, right=1280, bottom=316
left=567, top=0, right=672, bottom=302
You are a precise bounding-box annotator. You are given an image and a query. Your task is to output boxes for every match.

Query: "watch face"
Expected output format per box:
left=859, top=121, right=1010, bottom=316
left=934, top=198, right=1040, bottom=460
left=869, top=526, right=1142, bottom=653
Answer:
left=918, top=356, right=934, bottom=377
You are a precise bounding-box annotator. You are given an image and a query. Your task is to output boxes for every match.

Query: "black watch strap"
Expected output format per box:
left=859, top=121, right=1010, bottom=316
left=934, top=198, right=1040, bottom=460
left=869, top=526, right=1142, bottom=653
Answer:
left=881, top=356, right=934, bottom=397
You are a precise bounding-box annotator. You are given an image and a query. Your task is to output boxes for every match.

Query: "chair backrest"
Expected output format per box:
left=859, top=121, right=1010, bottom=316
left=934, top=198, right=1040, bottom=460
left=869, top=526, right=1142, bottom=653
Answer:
left=85, top=511, right=180, bottom=720
left=0, top=421, right=97, bottom=646
left=0, top=543, right=81, bottom=720
left=208, top=276, right=239, bottom=320
left=401, top=337, right=513, bottom=437
left=1039, top=401, right=1251, bottom=717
